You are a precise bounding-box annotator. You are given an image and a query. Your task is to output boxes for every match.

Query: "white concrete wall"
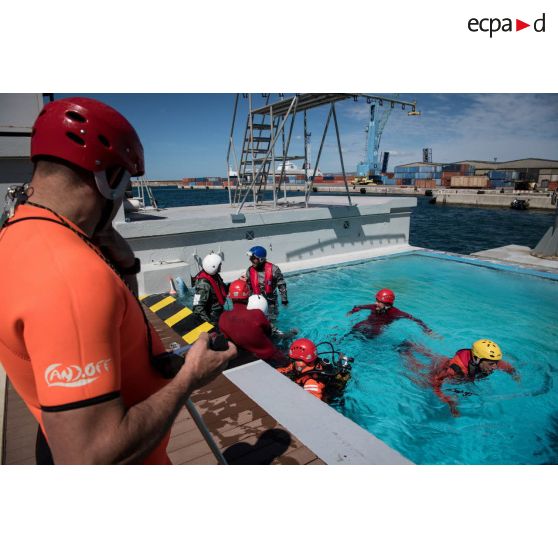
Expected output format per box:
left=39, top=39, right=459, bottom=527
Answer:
left=436, top=191, right=555, bottom=209
left=115, top=196, right=417, bottom=294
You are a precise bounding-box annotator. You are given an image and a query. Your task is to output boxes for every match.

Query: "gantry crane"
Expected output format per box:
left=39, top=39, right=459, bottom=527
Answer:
left=354, top=96, right=420, bottom=185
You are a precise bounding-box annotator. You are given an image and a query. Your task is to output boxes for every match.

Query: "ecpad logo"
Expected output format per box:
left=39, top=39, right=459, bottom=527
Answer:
left=44, top=359, right=112, bottom=388
left=468, top=13, right=546, bottom=37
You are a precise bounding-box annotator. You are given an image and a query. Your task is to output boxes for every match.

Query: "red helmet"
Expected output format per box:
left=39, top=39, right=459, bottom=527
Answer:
left=228, top=279, right=250, bottom=301
left=289, top=338, right=318, bottom=365
left=376, top=288, right=395, bottom=304
left=31, top=97, right=144, bottom=199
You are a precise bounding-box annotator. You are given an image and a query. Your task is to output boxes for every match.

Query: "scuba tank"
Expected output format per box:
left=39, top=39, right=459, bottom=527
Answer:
left=315, top=341, right=354, bottom=400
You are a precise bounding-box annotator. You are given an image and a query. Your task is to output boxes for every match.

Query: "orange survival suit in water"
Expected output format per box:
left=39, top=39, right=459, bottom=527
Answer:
left=0, top=204, right=171, bottom=464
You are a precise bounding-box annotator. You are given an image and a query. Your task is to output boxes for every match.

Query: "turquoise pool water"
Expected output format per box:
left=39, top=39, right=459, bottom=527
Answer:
left=274, top=252, right=558, bottom=464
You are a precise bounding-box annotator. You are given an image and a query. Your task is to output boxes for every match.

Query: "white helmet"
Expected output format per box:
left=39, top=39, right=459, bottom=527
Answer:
left=247, top=294, right=268, bottom=315
left=202, top=253, right=222, bottom=275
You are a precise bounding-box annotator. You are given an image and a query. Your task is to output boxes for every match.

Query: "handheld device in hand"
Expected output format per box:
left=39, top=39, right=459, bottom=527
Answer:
left=209, top=333, right=229, bottom=351
left=170, top=333, right=228, bottom=356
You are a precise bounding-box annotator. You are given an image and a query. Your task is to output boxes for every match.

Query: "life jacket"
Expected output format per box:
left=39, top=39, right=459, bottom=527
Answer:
left=249, top=262, right=273, bottom=296
left=195, top=270, right=227, bottom=306
left=448, top=349, right=474, bottom=378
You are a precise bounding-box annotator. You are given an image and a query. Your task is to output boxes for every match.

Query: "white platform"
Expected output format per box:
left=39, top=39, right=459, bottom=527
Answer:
left=114, top=195, right=418, bottom=294
left=225, top=360, right=412, bottom=465
left=471, top=244, right=558, bottom=273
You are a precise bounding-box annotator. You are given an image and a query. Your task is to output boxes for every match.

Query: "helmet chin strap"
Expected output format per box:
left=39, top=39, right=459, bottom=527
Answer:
left=93, top=199, right=116, bottom=235
left=94, top=169, right=131, bottom=200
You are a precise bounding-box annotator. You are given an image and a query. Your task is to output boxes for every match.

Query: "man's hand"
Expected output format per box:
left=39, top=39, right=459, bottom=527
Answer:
left=178, top=332, right=237, bottom=390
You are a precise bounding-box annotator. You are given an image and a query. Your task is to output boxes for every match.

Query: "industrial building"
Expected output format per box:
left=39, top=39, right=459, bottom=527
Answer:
left=459, top=158, right=558, bottom=189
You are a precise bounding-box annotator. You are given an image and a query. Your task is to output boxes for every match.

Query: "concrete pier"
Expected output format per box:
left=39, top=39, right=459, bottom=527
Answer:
left=432, top=190, right=555, bottom=210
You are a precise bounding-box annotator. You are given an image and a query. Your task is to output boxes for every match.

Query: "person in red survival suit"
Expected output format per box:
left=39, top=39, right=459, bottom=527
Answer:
left=218, top=280, right=289, bottom=367
left=347, top=288, right=434, bottom=338
left=401, top=339, right=519, bottom=417
left=276, top=338, right=351, bottom=403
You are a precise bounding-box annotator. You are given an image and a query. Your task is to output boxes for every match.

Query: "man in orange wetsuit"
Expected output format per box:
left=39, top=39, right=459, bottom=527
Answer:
left=218, top=280, right=288, bottom=367
left=347, top=288, right=434, bottom=338
left=277, top=338, right=351, bottom=403
left=401, top=339, right=519, bottom=417
left=0, top=97, right=236, bottom=464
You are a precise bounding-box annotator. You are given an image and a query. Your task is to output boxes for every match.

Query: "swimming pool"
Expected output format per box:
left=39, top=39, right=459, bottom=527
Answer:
left=274, top=251, right=558, bottom=465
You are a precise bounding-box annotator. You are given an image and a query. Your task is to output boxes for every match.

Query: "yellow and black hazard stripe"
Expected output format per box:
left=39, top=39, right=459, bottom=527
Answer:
left=140, top=293, right=214, bottom=344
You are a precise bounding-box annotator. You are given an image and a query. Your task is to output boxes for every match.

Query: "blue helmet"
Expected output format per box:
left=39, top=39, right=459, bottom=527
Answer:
left=247, top=246, right=267, bottom=259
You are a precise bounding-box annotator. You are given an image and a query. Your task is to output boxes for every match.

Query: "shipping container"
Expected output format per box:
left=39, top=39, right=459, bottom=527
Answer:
left=415, top=179, right=437, bottom=187
left=450, top=176, right=489, bottom=188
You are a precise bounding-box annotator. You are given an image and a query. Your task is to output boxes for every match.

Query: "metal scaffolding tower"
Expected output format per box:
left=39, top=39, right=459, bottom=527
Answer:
left=226, top=94, right=419, bottom=215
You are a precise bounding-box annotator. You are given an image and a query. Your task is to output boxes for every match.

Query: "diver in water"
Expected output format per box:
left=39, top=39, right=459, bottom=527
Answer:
left=276, top=338, right=353, bottom=403
left=347, top=288, right=434, bottom=338
left=400, top=339, right=519, bottom=417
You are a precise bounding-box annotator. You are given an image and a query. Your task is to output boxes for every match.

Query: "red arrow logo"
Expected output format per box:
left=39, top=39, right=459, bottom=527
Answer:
left=516, top=19, right=530, bottom=31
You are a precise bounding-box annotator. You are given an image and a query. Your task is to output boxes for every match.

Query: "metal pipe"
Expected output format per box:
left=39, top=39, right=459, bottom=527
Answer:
left=305, top=104, right=333, bottom=206
left=185, top=399, right=227, bottom=465
left=303, top=110, right=308, bottom=195
left=271, top=105, right=276, bottom=208
left=332, top=103, right=353, bottom=206
left=226, top=95, right=240, bottom=206
left=248, top=94, right=256, bottom=208
left=278, top=117, right=287, bottom=201
left=280, top=96, right=299, bottom=202
left=230, top=140, right=241, bottom=207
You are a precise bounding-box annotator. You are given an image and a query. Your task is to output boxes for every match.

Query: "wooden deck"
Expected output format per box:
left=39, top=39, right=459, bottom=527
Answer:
left=1, top=309, right=324, bottom=465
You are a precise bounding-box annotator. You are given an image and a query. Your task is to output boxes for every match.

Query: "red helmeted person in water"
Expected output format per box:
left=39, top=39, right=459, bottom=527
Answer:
left=347, top=288, right=434, bottom=338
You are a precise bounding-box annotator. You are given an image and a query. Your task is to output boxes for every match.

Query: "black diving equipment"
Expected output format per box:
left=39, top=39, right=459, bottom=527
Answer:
left=314, top=341, right=354, bottom=398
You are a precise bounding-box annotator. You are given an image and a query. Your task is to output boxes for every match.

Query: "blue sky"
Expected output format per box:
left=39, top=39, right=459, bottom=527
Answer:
left=56, top=93, right=558, bottom=179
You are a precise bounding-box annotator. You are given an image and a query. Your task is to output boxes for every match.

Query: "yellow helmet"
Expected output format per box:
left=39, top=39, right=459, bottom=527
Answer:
left=472, top=339, right=502, bottom=361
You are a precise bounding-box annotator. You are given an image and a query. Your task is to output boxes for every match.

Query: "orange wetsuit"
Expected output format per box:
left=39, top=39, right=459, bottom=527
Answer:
left=0, top=204, right=170, bottom=464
